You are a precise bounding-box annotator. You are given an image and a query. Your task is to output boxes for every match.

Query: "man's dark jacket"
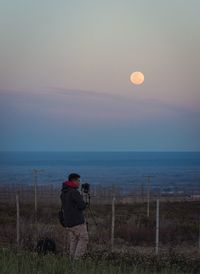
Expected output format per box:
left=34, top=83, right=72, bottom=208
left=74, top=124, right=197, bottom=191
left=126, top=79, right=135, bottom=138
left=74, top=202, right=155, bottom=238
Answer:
left=60, top=182, right=86, bottom=228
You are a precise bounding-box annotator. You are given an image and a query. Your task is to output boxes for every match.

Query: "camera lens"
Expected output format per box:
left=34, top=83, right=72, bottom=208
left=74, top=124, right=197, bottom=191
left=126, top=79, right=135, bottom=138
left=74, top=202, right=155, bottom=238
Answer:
left=81, top=183, right=90, bottom=193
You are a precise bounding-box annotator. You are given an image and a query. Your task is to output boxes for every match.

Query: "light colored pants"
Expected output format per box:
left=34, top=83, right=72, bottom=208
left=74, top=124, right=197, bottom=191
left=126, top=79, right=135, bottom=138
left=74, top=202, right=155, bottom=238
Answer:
left=67, top=223, right=89, bottom=261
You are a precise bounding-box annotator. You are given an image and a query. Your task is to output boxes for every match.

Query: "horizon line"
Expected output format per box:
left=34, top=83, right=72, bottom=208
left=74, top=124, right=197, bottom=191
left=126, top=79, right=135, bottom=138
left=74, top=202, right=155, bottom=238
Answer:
left=0, top=150, right=199, bottom=153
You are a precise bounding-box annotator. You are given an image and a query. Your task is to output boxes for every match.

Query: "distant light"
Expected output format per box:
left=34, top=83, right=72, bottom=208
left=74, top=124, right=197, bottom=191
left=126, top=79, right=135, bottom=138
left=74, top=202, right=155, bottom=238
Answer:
left=130, top=71, right=144, bottom=85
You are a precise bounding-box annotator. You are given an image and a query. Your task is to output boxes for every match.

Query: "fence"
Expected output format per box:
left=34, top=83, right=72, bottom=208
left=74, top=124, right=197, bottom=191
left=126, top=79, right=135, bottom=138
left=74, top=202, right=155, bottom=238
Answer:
left=0, top=182, right=200, bottom=255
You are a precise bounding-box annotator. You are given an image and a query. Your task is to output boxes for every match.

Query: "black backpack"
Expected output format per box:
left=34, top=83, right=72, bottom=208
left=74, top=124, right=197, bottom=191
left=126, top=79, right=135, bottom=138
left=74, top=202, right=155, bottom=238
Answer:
left=36, top=237, right=56, bottom=254
left=58, top=206, right=66, bottom=227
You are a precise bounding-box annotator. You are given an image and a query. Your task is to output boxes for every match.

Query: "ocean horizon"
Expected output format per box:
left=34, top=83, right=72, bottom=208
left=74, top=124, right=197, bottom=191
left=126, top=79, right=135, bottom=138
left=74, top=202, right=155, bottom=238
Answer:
left=0, top=151, right=199, bottom=193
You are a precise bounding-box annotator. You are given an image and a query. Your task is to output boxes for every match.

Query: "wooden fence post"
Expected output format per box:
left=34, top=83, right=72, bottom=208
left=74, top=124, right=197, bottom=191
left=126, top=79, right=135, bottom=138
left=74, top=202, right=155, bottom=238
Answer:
left=16, top=193, right=20, bottom=246
left=111, top=196, right=115, bottom=252
left=198, top=216, right=200, bottom=253
left=155, top=198, right=160, bottom=255
left=33, top=169, right=38, bottom=224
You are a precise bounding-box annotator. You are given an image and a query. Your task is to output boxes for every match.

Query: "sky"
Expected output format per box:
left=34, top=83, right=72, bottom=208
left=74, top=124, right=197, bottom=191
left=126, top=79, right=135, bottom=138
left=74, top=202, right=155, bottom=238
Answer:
left=0, top=0, right=200, bottom=151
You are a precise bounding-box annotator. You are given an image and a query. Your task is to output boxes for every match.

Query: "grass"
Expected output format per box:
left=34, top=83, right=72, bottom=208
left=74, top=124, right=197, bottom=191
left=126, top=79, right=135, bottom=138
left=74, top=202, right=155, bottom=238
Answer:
left=0, top=248, right=198, bottom=274
left=0, top=200, right=199, bottom=249
left=0, top=192, right=199, bottom=273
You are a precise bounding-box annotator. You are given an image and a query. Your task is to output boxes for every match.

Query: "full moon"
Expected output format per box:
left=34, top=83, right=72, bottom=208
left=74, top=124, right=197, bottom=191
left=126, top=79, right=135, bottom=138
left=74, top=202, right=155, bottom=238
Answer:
left=130, top=71, right=144, bottom=85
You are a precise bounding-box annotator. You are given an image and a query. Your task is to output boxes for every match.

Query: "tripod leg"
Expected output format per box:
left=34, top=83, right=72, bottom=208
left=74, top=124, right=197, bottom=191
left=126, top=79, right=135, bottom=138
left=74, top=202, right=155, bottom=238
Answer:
left=88, top=206, right=98, bottom=226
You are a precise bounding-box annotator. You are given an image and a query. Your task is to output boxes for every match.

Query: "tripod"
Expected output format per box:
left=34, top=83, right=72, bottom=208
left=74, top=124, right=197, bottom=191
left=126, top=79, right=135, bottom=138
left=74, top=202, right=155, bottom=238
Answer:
left=81, top=190, right=98, bottom=231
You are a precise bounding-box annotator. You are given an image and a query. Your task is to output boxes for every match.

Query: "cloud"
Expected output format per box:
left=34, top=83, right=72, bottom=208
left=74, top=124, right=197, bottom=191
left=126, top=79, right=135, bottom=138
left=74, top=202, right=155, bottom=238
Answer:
left=46, top=87, right=200, bottom=116
left=0, top=87, right=199, bottom=151
left=1, top=87, right=199, bottom=119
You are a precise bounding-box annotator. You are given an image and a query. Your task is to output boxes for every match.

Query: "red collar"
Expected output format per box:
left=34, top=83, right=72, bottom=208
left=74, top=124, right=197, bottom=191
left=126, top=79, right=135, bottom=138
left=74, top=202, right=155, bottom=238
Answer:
left=64, top=180, right=78, bottom=188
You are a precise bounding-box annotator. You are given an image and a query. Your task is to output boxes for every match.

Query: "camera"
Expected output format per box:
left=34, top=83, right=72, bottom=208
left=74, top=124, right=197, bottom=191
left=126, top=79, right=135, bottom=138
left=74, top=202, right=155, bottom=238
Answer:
left=81, top=183, right=90, bottom=194
left=81, top=182, right=97, bottom=226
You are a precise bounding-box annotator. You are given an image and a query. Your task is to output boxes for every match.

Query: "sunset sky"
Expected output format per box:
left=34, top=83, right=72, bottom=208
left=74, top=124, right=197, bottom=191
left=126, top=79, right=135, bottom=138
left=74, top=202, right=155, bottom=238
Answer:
left=0, top=0, right=199, bottom=151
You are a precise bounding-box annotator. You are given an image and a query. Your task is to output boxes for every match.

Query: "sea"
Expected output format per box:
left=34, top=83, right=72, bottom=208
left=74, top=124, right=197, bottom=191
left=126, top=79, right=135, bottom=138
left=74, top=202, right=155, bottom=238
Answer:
left=0, top=151, right=200, bottom=193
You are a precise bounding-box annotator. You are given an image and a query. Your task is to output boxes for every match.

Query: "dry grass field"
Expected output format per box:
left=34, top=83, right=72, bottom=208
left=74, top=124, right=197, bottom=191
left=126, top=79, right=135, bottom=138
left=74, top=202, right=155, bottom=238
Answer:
left=0, top=184, right=199, bottom=273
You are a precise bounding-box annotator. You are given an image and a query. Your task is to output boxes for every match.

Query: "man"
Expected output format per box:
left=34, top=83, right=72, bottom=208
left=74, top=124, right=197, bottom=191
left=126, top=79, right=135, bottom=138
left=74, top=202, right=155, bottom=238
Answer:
left=60, top=173, right=88, bottom=261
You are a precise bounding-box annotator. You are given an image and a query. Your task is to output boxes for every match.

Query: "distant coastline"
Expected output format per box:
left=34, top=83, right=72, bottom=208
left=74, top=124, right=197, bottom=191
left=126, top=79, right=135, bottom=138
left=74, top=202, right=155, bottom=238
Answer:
left=0, top=152, right=199, bottom=195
